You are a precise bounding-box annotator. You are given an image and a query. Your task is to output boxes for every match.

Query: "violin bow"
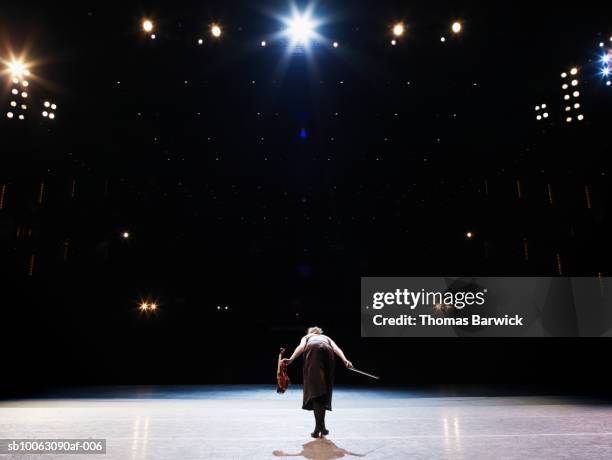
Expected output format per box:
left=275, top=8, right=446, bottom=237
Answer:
left=348, top=367, right=380, bottom=380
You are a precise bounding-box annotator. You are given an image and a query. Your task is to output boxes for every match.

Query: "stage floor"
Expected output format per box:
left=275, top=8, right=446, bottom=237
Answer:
left=2, top=386, right=612, bottom=459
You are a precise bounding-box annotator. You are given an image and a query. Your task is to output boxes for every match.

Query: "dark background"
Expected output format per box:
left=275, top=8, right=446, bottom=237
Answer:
left=1, top=1, right=611, bottom=396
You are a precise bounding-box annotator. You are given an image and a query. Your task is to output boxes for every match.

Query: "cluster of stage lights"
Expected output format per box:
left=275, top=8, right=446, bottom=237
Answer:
left=5, top=60, right=30, bottom=120
left=42, top=100, right=57, bottom=120
left=600, top=37, right=612, bottom=86
left=534, top=104, right=549, bottom=121
left=561, top=67, right=584, bottom=123
left=4, top=59, right=58, bottom=121
left=141, top=16, right=462, bottom=48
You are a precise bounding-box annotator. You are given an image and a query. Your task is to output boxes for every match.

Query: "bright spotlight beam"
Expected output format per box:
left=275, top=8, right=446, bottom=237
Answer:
left=279, top=4, right=324, bottom=53
left=211, top=24, right=222, bottom=38
left=142, top=19, right=154, bottom=33
left=392, top=23, right=405, bottom=37
left=286, top=14, right=315, bottom=44
left=8, top=60, right=26, bottom=77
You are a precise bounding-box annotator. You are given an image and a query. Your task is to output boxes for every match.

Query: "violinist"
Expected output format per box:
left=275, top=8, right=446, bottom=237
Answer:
left=281, top=327, right=353, bottom=438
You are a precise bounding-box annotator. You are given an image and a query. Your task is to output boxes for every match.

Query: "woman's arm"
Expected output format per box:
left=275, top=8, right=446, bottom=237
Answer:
left=282, top=336, right=307, bottom=365
left=329, top=338, right=353, bottom=368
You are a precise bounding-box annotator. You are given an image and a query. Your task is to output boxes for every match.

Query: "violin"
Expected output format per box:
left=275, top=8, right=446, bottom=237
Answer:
left=276, top=347, right=290, bottom=393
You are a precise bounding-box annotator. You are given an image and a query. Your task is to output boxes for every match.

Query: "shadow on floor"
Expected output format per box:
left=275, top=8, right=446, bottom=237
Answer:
left=273, top=438, right=366, bottom=459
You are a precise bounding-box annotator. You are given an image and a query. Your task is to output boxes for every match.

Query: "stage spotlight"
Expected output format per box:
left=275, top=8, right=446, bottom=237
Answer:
left=451, top=21, right=462, bottom=34
left=333, top=41, right=338, bottom=48
left=577, top=114, right=584, bottom=121
left=286, top=13, right=316, bottom=44
left=8, top=60, right=26, bottom=77
left=142, top=19, right=154, bottom=33
left=573, top=91, right=580, bottom=97
left=440, top=37, right=446, bottom=42
left=122, top=231, right=130, bottom=239
left=6, top=61, right=31, bottom=119
left=392, top=23, right=405, bottom=37
left=466, top=231, right=474, bottom=239
left=280, top=5, right=325, bottom=52
left=570, top=67, right=578, bottom=75
left=139, top=302, right=149, bottom=312
left=6, top=112, right=13, bottom=118
left=603, top=67, right=610, bottom=77
left=149, top=303, right=158, bottom=311
left=391, top=39, right=397, bottom=46
left=211, top=24, right=222, bottom=38
left=261, top=40, right=267, bottom=47
left=561, top=72, right=567, bottom=78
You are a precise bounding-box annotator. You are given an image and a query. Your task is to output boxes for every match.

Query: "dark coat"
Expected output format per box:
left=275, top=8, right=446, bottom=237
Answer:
left=302, top=336, right=335, bottom=411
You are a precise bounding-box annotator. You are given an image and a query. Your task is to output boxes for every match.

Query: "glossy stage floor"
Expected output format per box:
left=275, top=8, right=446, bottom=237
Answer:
left=2, top=386, right=612, bottom=459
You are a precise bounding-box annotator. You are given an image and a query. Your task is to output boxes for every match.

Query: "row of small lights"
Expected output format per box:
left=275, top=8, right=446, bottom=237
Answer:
left=392, top=20, right=462, bottom=46
left=145, top=16, right=611, bottom=95
left=139, top=301, right=158, bottom=312
left=125, top=227, right=474, bottom=241
left=142, top=18, right=463, bottom=46
left=143, top=19, right=223, bottom=41
left=7, top=100, right=57, bottom=120
left=139, top=302, right=232, bottom=314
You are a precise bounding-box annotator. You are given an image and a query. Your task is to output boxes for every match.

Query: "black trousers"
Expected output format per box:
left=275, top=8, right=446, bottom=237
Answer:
left=312, top=396, right=327, bottom=430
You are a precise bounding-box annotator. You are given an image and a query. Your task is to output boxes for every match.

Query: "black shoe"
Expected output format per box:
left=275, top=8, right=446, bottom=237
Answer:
left=311, top=430, right=322, bottom=438
left=320, top=428, right=329, bottom=436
